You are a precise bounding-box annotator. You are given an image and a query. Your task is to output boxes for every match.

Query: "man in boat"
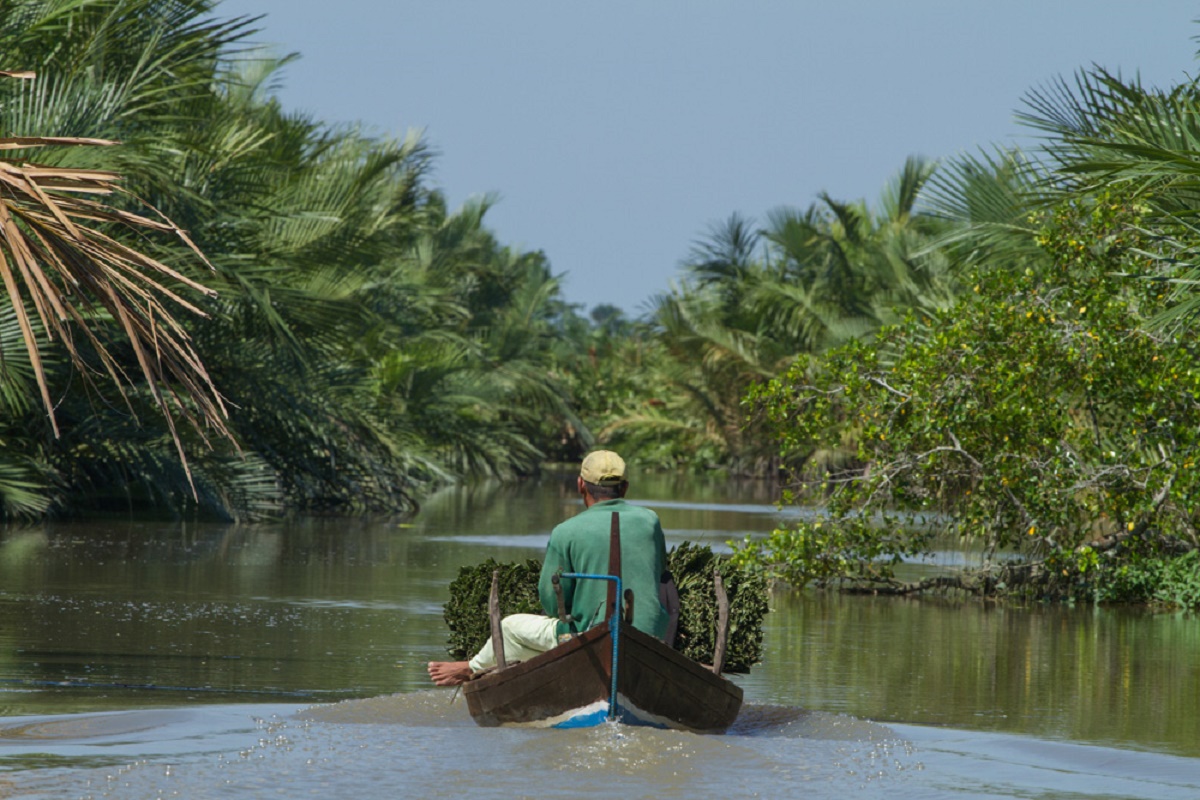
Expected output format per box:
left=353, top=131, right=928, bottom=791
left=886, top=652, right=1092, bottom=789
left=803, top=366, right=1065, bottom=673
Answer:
left=427, top=449, right=671, bottom=686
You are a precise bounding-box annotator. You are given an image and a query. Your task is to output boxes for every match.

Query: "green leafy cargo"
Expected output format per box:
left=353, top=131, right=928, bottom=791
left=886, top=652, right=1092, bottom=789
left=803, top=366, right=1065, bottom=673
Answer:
left=443, top=558, right=545, bottom=662
left=443, top=542, right=768, bottom=673
left=666, top=541, right=768, bottom=673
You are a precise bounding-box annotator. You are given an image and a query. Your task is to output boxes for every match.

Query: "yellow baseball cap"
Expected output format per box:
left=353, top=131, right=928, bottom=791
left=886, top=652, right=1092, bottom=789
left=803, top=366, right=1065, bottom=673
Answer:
left=580, top=450, right=627, bottom=485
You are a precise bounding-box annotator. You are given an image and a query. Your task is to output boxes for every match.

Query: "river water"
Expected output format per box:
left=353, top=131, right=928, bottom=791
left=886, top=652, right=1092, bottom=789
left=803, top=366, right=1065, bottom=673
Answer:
left=0, top=471, right=1197, bottom=799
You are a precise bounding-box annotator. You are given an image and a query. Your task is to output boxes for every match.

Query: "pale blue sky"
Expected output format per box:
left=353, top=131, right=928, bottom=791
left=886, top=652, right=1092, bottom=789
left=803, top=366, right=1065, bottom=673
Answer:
left=213, top=0, right=1198, bottom=314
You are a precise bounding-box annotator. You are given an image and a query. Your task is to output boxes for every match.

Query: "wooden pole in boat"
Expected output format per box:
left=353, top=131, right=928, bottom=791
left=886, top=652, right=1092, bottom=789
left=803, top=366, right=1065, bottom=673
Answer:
left=607, top=512, right=621, bottom=619
left=489, top=568, right=507, bottom=669
left=607, top=511, right=623, bottom=721
left=712, top=570, right=730, bottom=675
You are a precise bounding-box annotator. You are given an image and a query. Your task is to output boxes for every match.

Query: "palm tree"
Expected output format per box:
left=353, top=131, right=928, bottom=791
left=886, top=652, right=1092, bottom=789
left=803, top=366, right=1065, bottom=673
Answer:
left=372, top=198, right=585, bottom=481
left=0, top=1, right=616, bottom=517
left=758, top=155, right=955, bottom=342
left=626, top=158, right=955, bottom=471
left=0, top=72, right=230, bottom=493
left=1012, top=65, right=1200, bottom=328
left=0, top=0, right=264, bottom=515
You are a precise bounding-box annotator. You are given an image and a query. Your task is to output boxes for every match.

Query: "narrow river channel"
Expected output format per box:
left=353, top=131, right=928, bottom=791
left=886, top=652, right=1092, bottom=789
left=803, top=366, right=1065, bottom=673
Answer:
left=0, top=470, right=1197, bottom=798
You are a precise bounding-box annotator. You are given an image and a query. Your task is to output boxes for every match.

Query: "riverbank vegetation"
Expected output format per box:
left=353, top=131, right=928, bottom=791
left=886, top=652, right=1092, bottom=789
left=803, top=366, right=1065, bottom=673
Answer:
left=732, top=70, right=1200, bottom=608
left=4, top=2, right=1200, bottom=608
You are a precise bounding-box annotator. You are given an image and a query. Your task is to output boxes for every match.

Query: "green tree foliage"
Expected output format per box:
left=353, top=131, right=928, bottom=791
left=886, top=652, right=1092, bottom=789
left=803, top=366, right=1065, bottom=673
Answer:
left=738, top=197, right=1200, bottom=599
left=737, top=54, right=1200, bottom=607
left=0, top=2, right=966, bottom=521
left=0, top=2, right=254, bottom=514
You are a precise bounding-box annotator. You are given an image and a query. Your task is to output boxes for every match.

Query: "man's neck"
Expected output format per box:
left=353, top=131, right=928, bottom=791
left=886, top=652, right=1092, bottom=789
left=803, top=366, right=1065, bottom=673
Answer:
left=583, top=496, right=623, bottom=509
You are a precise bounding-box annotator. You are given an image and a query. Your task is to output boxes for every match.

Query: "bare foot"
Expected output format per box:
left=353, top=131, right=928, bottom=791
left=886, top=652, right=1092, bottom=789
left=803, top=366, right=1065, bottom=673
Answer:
left=427, top=660, right=473, bottom=686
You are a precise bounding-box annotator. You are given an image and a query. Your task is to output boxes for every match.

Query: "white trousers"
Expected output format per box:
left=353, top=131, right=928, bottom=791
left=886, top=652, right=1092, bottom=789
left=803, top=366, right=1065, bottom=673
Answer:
left=468, top=613, right=561, bottom=672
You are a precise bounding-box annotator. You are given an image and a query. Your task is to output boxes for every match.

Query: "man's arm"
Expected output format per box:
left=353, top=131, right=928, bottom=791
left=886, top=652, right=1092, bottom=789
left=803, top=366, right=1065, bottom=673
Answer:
left=650, top=516, right=669, bottom=582
left=538, top=534, right=571, bottom=618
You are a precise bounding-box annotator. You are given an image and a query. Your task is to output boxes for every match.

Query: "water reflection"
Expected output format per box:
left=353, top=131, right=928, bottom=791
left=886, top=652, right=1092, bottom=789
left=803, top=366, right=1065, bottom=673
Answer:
left=742, top=592, right=1200, bottom=756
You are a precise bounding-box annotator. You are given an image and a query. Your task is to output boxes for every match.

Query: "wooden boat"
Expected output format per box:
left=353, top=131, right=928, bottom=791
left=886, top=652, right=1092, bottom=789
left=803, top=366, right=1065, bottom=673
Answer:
left=461, top=618, right=743, bottom=732
left=460, top=512, right=744, bottom=733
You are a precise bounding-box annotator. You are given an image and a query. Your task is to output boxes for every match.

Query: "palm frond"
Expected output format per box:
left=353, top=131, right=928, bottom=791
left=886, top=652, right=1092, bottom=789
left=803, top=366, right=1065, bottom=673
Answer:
left=0, top=120, right=229, bottom=478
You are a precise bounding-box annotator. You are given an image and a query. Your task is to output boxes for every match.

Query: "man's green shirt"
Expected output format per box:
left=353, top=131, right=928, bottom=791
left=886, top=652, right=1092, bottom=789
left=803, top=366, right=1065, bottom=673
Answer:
left=537, top=498, right=669, bottom=639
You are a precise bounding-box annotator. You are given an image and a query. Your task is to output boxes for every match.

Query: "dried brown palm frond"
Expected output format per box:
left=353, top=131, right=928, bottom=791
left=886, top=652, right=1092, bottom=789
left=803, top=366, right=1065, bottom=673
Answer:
left=0, top=71, right=229, bottom=488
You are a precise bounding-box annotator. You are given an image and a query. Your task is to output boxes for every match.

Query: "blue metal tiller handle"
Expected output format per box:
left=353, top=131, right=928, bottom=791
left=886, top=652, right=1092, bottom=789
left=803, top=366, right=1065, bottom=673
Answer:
left=561, top=572, right=622, bottom=721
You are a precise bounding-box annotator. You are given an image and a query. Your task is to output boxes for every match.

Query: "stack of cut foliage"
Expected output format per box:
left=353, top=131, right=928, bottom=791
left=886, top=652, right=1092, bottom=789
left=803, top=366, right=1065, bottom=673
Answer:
left=443, top=558, right=544, bottom=660
left=666, top=541, right=768, bottom=673
left=442, top=543, right=768, bottom=672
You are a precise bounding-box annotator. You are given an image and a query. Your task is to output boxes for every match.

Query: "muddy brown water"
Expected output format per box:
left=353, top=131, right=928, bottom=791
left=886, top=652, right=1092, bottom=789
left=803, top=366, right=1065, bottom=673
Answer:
left=0, top=471, right=1196, bottom=798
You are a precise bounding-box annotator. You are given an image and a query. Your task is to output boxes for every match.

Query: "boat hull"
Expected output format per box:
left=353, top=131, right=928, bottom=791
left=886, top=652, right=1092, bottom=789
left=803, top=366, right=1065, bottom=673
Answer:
left=461, top=622, right=743, bottom=733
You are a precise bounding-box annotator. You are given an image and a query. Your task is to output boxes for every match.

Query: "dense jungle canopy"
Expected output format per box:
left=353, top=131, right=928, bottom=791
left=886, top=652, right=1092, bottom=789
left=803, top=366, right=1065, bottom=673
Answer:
left=3, top=0, right=1200, bottom=607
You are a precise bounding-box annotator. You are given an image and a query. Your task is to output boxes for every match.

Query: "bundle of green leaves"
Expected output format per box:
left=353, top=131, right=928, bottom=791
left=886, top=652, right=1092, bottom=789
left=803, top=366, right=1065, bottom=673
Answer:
left=442, top=543, right=768, bottom=672
left=667, top=541, right=768, bottom=673
left=443, top=558, right=544, bottom=660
